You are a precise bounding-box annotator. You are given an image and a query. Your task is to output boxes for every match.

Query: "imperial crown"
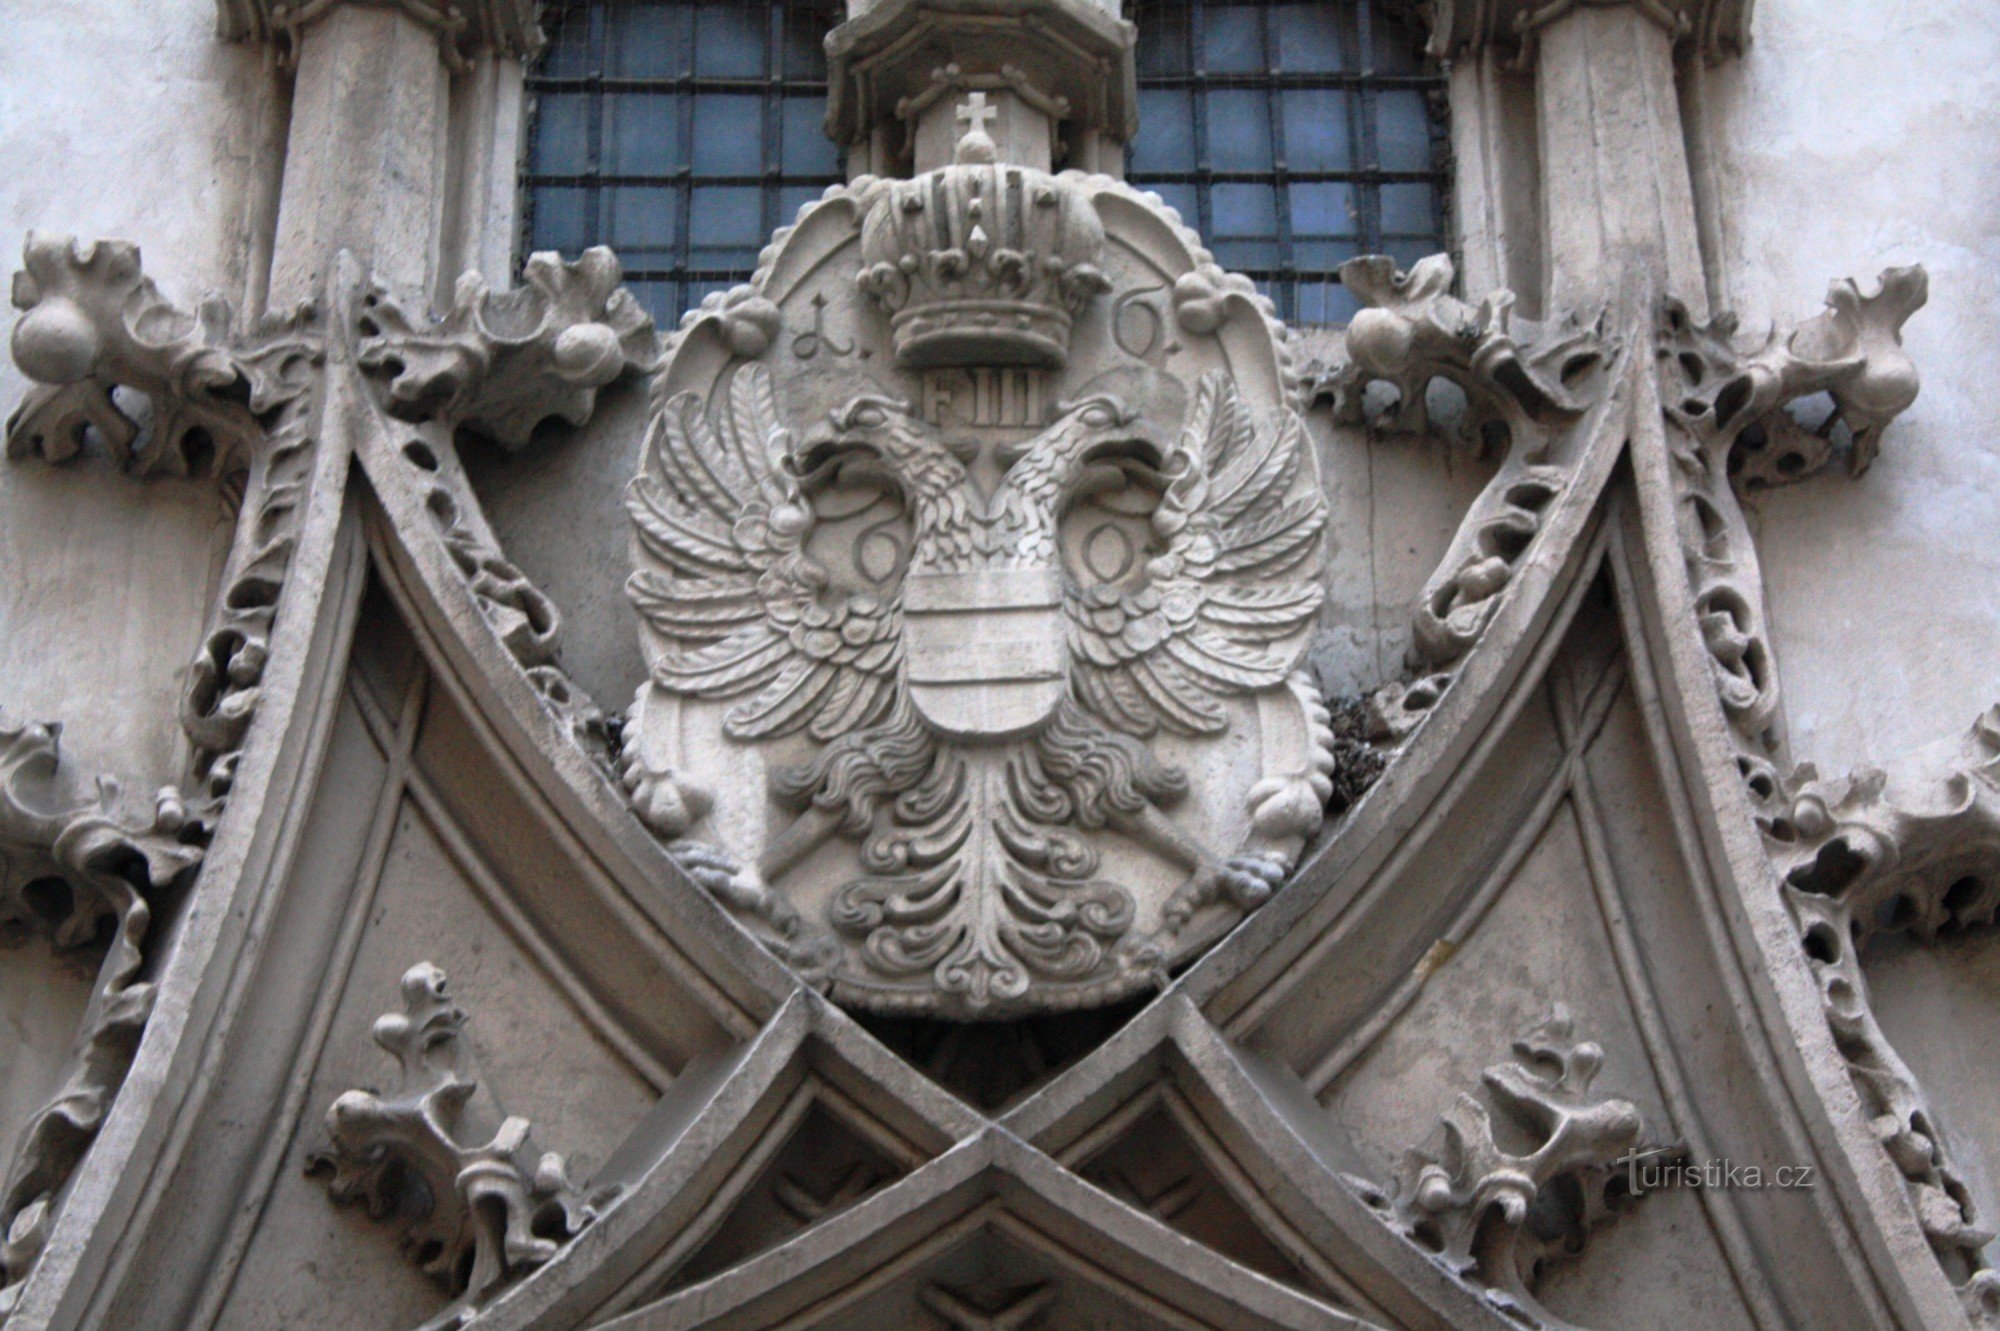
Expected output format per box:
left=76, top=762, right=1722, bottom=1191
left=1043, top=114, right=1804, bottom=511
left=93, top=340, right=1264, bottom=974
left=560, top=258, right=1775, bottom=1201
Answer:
left=857, top=143, right=1111, bottom=370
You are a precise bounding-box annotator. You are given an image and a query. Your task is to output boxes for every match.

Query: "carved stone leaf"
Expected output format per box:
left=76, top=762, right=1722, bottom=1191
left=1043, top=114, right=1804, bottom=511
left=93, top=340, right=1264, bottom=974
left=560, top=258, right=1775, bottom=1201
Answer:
left=356, top=247, right=655, bottom=449
left=1659, top=265, right=1927, bottom=485
left=308, top=964, right=593, bottom=1325
left=0, top=713, right=200, bottom=1314
left=7, top=232, right=318, bottom=477
left=1363, top=1008, right=1653, bottom=1328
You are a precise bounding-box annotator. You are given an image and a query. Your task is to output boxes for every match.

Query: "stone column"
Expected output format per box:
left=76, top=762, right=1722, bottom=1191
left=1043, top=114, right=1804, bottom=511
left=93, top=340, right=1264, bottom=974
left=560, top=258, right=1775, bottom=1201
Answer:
left=1429, top=0, right=1750, bottom=320
left=217, top=0, right=544, bottom=303
left=1528, top=3, right=1707, bottom=322
left=1446, top=48, right=1542, bottom=311
left=267, top=6, right=451, bottom=303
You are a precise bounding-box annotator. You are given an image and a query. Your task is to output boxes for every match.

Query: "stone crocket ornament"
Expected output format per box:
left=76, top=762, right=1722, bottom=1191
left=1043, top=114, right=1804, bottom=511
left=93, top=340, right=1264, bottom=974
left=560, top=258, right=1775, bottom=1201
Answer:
left=621, top=107, right=1334, bottom=1015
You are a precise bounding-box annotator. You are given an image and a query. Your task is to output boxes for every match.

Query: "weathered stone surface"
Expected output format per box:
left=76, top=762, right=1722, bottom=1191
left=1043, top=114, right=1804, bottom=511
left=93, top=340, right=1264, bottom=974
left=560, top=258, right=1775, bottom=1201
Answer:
left=0, top=0, right=1996, bottom=1328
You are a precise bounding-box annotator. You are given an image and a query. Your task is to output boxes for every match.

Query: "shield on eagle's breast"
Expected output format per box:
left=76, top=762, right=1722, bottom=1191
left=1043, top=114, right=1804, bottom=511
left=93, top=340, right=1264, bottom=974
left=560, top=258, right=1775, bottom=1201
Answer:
left=902, top=567, right=1066, bottom=740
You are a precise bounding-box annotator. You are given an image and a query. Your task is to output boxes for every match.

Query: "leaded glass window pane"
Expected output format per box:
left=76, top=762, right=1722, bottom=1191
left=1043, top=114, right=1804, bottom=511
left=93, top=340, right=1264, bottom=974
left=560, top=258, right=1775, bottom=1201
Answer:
left=1125, top=0, right=1449, bottom=323
left=523, top=1, right=843, bottom=325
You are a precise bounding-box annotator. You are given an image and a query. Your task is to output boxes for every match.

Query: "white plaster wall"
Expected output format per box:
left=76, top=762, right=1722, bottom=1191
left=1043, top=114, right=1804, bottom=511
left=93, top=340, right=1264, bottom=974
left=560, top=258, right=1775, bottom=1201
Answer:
left=0, top=0, right=269, bottom=789
left=1705, top=0, right=2000, bottom=773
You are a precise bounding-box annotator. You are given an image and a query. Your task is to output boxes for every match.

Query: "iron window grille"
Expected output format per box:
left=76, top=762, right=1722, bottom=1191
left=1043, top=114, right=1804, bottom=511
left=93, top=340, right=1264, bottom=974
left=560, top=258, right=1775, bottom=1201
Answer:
left=1127, top=0, right=1450, bottom=323
left=521, top=0, right=1449, bottom=328
left=522, top=0, right=845, bottom=326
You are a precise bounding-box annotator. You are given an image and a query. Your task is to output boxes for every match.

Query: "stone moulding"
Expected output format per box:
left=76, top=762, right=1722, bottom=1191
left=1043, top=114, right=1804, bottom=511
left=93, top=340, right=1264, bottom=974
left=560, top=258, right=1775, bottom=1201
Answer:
left=1767, top=707, right=2000, bottom=1318
left=308, top=963, right=595, bottom=1330
left=8, top=232, right=327, bottom=818
left=0, top=715, right=201, bottom=1320
left=2, top=234, right=327, bottom=1317
left=0, top=236, right=653, bottom=1320
left=1643, top=262, right=2000, bottom=1317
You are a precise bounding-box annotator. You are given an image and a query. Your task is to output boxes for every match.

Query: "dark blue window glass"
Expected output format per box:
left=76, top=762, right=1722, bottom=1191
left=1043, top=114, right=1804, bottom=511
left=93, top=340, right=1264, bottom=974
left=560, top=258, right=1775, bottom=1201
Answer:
left=1126, top=0, right=1448, bottom=323
left=523, top=1, right=843, bottom=326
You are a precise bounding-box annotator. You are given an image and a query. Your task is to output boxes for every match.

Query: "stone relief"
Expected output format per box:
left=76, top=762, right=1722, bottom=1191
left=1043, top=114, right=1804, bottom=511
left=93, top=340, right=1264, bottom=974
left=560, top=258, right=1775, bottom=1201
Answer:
left=0, top=0, right=1990, bottom=1327
left=620, top=118, right=1336, bottom=1016
left=308, top=963, right=596, bottom=1330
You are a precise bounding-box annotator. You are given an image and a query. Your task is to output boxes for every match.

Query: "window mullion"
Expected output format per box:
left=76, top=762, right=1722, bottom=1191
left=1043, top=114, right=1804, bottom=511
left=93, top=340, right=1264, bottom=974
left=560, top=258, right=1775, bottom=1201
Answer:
left=762, top=3, right=783, bottom=243
left=1262, top=0, right=1292, bottom=319
left=586, top=4, right=606, bottom=278
left=673, top=4, right=697, bottom=311
left=1353, top=0, right=1382, bottom=255
left=1189, top=0, right=1213, bottom=244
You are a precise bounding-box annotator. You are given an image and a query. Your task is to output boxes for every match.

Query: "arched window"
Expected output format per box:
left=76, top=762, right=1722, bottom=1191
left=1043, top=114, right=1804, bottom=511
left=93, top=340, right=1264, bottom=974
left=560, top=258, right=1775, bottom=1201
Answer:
left=523, top=1, right=844, bottom=323
left=522, top=1, right=1447, bottom=326
left=1127, top=0, right=1448, bottom=322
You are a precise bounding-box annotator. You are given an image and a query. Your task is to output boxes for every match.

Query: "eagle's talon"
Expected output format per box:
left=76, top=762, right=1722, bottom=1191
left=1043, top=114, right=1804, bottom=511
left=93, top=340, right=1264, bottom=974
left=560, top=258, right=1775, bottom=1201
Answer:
left=621, top=757, right=713, bottom=840
left=1219, top=852, right=1288, bottom=910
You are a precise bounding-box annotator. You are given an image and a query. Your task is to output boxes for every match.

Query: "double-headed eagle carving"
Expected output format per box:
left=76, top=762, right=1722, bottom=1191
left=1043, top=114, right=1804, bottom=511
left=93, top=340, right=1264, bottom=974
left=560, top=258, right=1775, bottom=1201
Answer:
left=625, top=363, right=1329, bottom=1011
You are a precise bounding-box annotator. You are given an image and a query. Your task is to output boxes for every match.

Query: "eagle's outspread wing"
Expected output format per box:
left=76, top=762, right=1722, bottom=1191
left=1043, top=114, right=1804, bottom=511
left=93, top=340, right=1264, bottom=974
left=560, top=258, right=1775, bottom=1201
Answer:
left=626, top=363, right=901, bottom=741
left=1066, top=372, right=1326, bottom=737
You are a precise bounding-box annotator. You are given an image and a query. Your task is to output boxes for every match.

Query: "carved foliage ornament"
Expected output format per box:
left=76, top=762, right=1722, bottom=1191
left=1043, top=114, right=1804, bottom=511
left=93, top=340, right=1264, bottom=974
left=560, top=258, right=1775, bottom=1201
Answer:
left=1359, top=1008, right=1656, bottom=1329
left=0, top=715, right=200, bottom=1315
left=623, top=133, right=1334, bottom=1015
left=1767, top=709, right=2000, bottom=1314
left=1315, top=253, right=1607, bottom=672
left=308, top=964, right=594, bottom=1329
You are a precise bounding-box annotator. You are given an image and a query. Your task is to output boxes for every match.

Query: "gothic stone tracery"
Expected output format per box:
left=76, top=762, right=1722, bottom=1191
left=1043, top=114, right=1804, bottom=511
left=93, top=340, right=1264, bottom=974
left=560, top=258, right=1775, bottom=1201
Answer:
left=0, top=0, right=1992, bottom=1329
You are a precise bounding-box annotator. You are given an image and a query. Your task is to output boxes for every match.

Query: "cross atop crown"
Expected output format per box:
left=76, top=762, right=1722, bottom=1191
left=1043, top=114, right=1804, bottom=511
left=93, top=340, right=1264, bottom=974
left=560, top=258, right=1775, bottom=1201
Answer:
left=956, top=92, right=998, bottom=136
left=953, top=92, right=1000, bottom=164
